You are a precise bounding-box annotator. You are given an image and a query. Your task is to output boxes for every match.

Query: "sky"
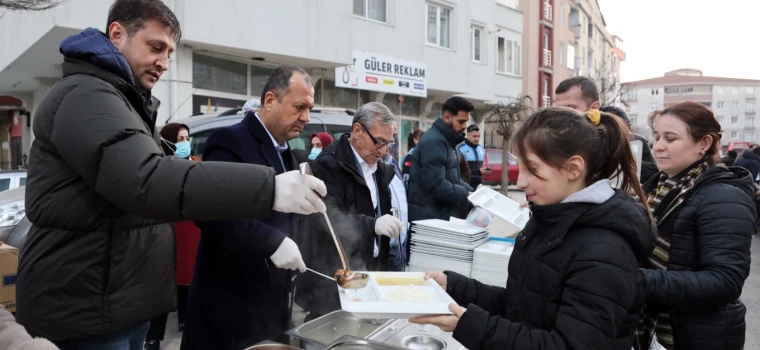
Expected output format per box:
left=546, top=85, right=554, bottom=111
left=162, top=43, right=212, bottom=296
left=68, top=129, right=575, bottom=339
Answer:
left=596, top=0, right=760, bottom=83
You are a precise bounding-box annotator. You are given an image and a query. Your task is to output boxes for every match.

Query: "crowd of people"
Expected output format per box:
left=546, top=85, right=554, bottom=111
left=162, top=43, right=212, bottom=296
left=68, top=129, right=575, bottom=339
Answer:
left=0, top=1, right=755, bottom=350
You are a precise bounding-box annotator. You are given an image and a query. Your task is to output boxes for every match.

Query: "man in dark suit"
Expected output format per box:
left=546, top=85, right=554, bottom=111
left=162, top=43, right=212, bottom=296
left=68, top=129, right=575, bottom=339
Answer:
left=181, top=65, right=315, bottom=350
left=296, top=102, right=403, bottom=323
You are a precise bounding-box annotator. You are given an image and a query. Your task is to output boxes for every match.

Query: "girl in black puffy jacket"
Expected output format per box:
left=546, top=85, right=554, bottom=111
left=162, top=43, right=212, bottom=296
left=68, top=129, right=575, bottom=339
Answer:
left=411, top=107, right=655, bottom=349
left=635, top=102, right=754, bottom=350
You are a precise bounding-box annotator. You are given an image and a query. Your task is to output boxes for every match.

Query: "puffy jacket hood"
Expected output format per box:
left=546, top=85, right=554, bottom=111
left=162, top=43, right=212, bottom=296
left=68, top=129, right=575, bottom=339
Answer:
left=59, top=27, right=135, bottom=85
left=532, top=188, right=654, bottom=263
left=741, top=149, right=760, bottom=161
left=695, top=165, right=755, bottom=199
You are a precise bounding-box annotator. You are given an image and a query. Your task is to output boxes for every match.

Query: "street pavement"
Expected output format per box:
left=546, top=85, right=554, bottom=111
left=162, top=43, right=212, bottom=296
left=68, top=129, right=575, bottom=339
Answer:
left=159, top=188, right=760, bottom=349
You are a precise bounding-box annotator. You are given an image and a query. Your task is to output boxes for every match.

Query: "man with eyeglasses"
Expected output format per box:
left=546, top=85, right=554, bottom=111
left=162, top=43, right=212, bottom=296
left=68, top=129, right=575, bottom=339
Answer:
left=296, top=102, right=403, bottom=323
left=408, top=96, right=475, bottom=225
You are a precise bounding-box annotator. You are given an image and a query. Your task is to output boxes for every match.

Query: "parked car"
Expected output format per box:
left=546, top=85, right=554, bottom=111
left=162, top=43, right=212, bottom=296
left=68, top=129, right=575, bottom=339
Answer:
left=4, top=108, right=356, bottom=251
left=0, top=170, right=27, bottom=193
left=176, top=107, right=356, bottom=159
left=481, top=149, right=519, bottom=186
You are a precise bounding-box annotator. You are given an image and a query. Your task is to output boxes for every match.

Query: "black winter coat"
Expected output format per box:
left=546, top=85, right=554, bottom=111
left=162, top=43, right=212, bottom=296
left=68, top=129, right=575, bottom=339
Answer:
left=408, top=118, right=473, bottom=222
left=17, top=29, right=277, bottom=341
left=446, top=185, right=653, bottom=350
left=295, top=134, right=394, bottom=318
left=641, top=166, right=755, bottom=349
left=733, top=150, right=760, bottom=180
left=181, top=114, right=299, bottom=350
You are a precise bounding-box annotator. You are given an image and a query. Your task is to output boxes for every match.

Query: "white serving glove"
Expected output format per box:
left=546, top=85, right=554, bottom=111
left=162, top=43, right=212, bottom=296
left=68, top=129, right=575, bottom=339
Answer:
left=269, top=237, right=306, bottom=272
left=273, top=170, right=327, bottom=214
left=374, top=214, right=403, bottom=238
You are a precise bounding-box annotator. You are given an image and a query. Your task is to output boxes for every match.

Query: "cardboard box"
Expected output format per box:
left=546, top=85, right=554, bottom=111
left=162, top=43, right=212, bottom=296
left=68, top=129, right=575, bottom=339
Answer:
left=0, top=244, right=18, bottom=312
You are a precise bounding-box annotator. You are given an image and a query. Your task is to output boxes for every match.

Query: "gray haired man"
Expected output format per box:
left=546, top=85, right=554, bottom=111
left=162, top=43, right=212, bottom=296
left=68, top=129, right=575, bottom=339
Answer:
left=296, top=102, right=403, bottom=321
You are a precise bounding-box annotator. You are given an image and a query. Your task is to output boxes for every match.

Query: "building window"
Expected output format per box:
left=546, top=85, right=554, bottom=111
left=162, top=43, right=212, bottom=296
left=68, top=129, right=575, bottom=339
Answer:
left=650, top=103, right=659, bottom=111
left=495, top=0, right=519, bottom=10
left=353, top=0, right=387, bottom=23
left=747, top=86, right=756, bottom=95
left=382, top=94, right=422, bottom=116
left=542, top=78, right=549, bottom=106
left=651, top=89, right=659, bottom=95
left=250, top=65, right=273, bottom=97
left=731, top=131, right=738, bottom=139
left=716, top=86, right=724, bottom=94
left=718, top=116, right=724, bottom=124
left=316, top=79, right=361, bottom=110
left=192, top=53, right=248, bottom=95
left=748, top=102, right=756, bottom=113
left=496, top=36, right=522, bottom=75
left=732, top=101, right=739, bottom=109
left=745, top=131, right=755, bottom=142
left=732, top=86, right=739, bottom=94
left=566, top=44, right=575, bottom=69
left=559, top=44, right=565, bottom=65
left=626, top=89, right=638, bottom=100
left=732, top=116, right=738, bottom=124
left=747, top=117, right=755, bottom=126
left=717, top=101, right=724, bottom=109
left=560, top=3, right=565, bottom=25
left=426, top=3, right=451, bottom=48
left=471, top=26, right=483, bottom=62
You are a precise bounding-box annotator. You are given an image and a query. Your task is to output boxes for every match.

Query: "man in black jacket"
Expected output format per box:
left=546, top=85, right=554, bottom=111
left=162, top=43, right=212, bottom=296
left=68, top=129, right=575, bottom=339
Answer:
left=297, top=102, right=403, bottom=322
left=408, top=96, right=474, bottom=222
left=17, top=1, right=327, bottom=348
left=556, top=77, right=659, bottom=183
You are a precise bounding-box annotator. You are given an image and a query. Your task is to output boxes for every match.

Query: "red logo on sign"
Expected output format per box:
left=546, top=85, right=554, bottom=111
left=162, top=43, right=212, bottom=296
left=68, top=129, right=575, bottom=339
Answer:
left=365, top=76, right=378, bottom=84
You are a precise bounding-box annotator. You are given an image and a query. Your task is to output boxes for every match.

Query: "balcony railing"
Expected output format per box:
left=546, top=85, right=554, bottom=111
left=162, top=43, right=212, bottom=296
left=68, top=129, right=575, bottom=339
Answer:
left=747, top=96, right=757, bottom=101
left=747, top=110, right=757, bottom=116
left=542, top=95, right=551, bottom=107
left=542, top=49, right=552, bottom=68
left=543, top=3, right=553, bottom=21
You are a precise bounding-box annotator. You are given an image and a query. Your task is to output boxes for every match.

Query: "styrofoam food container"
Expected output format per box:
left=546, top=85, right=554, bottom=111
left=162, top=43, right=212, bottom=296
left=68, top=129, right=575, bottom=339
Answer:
left=468, top=186, right=531, bottom=230
left=338, top=271, right=456, bottom=319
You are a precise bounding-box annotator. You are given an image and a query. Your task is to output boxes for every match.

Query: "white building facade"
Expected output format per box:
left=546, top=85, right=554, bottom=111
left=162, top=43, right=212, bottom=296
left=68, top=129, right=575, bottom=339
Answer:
left=0, top=0, right=524, bottom=164
left=623, top=69, right=760, bottom=149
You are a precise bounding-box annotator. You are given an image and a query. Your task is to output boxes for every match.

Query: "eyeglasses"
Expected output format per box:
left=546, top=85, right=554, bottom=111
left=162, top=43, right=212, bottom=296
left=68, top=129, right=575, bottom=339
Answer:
left=359, top=123, right=395, bottom=148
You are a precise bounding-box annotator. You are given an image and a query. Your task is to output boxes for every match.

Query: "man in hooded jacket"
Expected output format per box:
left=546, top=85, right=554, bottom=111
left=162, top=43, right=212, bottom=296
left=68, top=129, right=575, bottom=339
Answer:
left=16, top=1, right=327, bottom=348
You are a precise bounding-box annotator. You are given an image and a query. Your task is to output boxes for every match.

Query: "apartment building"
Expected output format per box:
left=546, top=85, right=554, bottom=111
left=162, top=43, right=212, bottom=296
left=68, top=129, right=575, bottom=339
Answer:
left=519, top=0, right=556, bottom=108
left=0, top=0, right=524, bottom=165
left=622, top=69, right=760, bottom=147
left=550, top=0, right=624, bottom=106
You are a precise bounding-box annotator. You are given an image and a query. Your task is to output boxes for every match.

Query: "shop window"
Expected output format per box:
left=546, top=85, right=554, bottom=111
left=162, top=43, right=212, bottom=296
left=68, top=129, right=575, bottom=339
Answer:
left=316, top=80, right=361, bottom=110
left=250, top=65, right=272, bottom=97
left=382, top=94, right=421, bottom=117
left=192, top=53, right=247, bottom=95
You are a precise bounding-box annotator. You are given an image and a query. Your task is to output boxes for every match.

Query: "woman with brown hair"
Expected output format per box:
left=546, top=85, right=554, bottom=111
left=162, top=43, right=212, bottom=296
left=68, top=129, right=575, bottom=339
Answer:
left=411, top=107, right=654, bottom=349
left=145, top=123, right=202, bottom=350
left=635, top=101, right=754, bottom=350
left=159, top=123, right=200, bottom=161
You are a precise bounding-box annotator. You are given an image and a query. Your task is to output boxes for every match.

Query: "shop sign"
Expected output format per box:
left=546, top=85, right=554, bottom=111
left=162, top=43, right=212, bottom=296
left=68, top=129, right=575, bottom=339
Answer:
left=335, top=50, right=427, bottom=98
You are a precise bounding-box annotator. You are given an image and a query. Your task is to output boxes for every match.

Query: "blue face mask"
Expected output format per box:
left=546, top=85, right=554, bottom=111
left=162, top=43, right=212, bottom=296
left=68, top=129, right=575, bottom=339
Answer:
left=162, top=138, right=192, bottom=159
left=308, top=147, right=322, bottom=160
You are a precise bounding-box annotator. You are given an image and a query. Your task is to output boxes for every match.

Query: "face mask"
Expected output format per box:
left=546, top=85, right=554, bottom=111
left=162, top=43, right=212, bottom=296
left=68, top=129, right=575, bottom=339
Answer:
left=162, top=138, right=192, bottom=159
left=308, top=147, right=322, bottom=160
left=174, top=141, right=192, bottom=159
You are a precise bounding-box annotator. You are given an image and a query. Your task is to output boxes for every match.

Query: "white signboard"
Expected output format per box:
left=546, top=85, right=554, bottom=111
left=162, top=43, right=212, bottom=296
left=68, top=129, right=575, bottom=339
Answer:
left=334, top=50, right=428, bottom=98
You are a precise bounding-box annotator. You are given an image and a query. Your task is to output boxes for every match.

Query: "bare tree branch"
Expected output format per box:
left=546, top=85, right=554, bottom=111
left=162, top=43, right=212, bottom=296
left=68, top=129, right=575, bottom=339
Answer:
left=475, top=95, right=534, bottom=193
left=591, top=59, right=629, bottom=107
left=0, top=0, right=65, bottom=11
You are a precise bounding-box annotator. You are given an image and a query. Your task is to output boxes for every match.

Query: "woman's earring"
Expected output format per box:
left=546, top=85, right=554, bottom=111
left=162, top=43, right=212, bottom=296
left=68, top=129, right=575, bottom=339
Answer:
left=700, top=150, right=706, bottom=155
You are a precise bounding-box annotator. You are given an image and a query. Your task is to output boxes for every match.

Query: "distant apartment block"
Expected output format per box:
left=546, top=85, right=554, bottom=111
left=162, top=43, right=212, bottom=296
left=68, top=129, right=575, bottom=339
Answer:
left=622, top=69, right=760, bottom=148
